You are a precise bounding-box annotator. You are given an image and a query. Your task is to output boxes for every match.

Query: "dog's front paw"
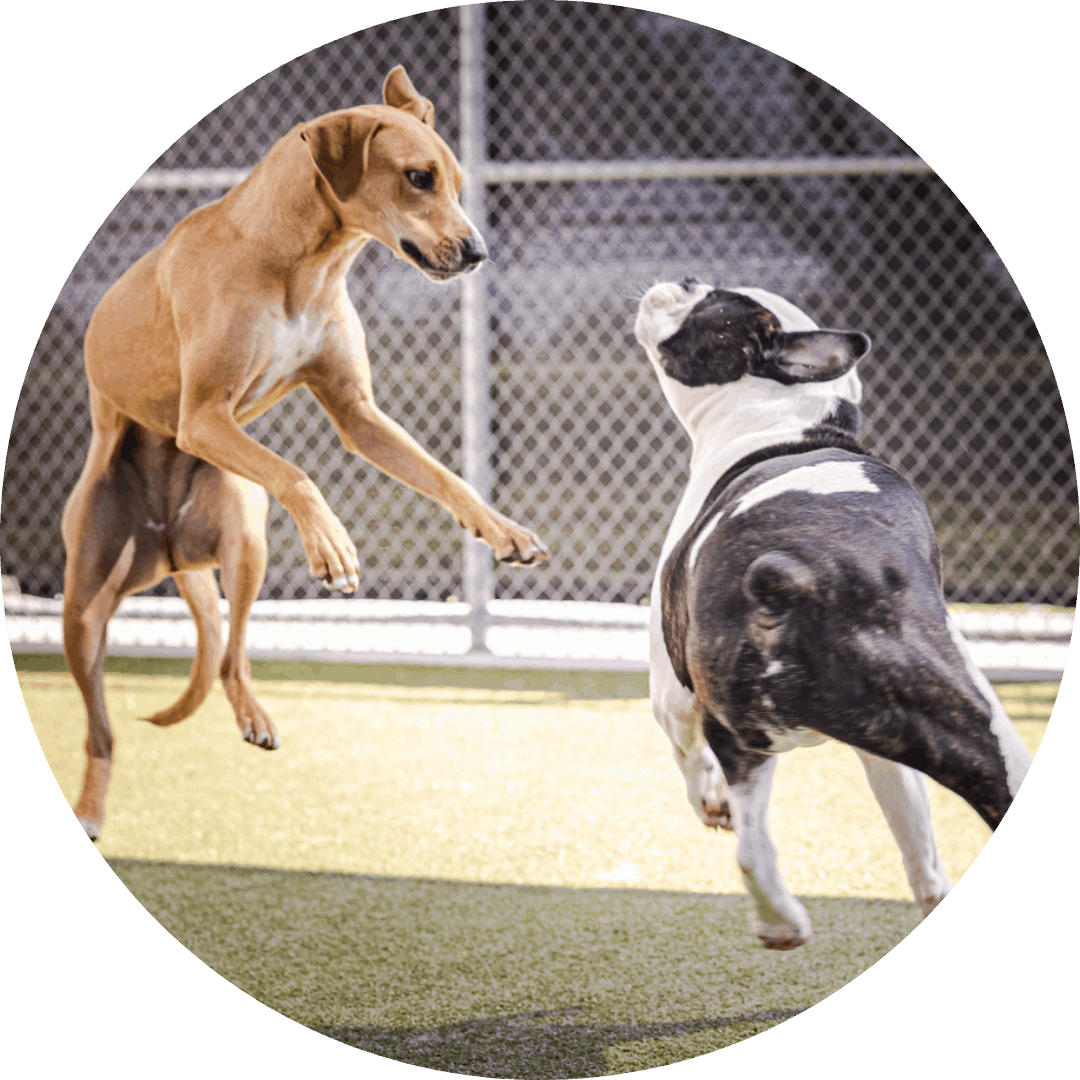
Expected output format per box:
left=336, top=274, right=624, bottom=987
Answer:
left=699, top=794, right=732, bottom=830
left=467, top=508, right=548, bottom=565
left=498, top=524, right=548, bottom=565
left=686, top=751, right=732, bottom=829
left=323, top=572, right=361, bottom=594
left=286, top=479, right=361, bottom=592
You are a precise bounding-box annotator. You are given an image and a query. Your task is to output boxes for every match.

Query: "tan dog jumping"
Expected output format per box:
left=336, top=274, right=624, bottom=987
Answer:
left=61, top=66, right=546, bottom=840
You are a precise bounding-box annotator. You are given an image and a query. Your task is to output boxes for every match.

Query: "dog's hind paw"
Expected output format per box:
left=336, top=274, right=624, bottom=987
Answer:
left=745, top=882, right=812, bottom=949
left=77, top=816, right=102, bottom=842
left=241, top=722, right=281, bottom=750
left=753, top=920, right=810, bottom=950
left=223, top=666, right=280, bottom=750
left=915, top=884, right=951, bottom=917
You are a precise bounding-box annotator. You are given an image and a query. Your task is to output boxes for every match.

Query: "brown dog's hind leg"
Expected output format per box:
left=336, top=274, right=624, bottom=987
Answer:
left=167, top=463, right=277, bottom=750
left=61, top=402, right=133, bottom=839
left=63, top=520, right=166, bottom=840
left=63, top=536, right=133, bottom=840
left=140, top=567, right=224, bottom=727
left=168, top=467, right=278, bottom=749
left=218, top=477, right=277, bottom=749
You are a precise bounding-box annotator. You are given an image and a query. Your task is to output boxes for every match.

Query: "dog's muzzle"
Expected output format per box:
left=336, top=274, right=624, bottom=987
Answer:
left=401, top=235, right=488, bottom=280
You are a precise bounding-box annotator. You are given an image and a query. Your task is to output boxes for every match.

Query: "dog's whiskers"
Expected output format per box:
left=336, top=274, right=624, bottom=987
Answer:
left=626, top=280, right=661, bottom=303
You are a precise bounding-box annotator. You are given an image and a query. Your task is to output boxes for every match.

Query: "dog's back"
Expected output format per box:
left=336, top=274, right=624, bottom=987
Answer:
left=661, top=444, right=1019, bottom=823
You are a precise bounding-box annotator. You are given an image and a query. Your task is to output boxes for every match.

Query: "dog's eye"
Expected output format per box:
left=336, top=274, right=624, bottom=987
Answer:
left=406, top=170, right=435, bottom=191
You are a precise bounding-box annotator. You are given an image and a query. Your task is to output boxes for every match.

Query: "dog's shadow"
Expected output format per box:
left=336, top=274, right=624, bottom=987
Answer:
left=109, top=857, right=919, bottom=1077
left=316, top=1005, right=806, bottom=1077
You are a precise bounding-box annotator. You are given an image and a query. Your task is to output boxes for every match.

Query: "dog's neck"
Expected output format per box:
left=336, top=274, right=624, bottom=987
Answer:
left=655, top=364, right=863, bottom=471
left=222, top=128, right=373, bottom=290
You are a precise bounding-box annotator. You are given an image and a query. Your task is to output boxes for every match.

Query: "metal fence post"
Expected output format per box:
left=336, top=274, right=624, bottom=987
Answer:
left=458, top=3, right=494, bottom=651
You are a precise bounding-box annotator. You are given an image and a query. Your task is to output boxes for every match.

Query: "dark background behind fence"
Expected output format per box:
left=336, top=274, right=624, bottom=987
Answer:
left=4, top=2, right=1075, bottom=607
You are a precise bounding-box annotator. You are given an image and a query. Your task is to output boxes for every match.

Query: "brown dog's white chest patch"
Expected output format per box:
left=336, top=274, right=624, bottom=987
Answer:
left=255, top=314, right=325, bottom=398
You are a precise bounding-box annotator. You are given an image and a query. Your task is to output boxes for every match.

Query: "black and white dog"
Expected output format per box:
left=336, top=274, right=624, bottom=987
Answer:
left=634, top=279, right=1032, bottom=950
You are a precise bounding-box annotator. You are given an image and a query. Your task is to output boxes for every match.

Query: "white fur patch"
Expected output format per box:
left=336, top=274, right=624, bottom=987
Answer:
left=730, top=460, right=880, bottom=519
left=256, top=315, right=323, bottom=397
left=687, top=510, right=726, bottom=572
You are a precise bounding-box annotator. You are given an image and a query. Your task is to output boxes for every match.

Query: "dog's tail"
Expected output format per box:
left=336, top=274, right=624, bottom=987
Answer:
left=139, top=568, right=223, bottom=727
left=742, top=551, right=815, bottom=609
left=739, top=551, right=816, bottom=654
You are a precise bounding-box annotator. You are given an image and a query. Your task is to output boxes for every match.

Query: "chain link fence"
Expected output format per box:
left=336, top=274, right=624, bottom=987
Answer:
left=3, top=3, right=1076, bottom=657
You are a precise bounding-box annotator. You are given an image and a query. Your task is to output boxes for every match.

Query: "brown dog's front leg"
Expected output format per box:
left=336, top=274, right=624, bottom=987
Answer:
left=176, top=399, right=361, bottom=591
left=309, top=377, right=547, bottom=565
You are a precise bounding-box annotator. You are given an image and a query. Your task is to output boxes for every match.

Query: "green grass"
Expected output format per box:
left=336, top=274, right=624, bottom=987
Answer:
left=16, top=654, right=1052, bottom=1076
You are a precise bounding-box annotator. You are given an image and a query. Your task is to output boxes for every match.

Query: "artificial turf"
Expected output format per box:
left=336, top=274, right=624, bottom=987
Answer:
left=17, top=655, right=1052, bottom=1076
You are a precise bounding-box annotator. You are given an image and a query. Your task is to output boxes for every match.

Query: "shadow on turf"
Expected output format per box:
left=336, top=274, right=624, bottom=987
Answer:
left=315, top=1005, right=806, bottom=1077
left=107, top=857, right=920, bottom=1078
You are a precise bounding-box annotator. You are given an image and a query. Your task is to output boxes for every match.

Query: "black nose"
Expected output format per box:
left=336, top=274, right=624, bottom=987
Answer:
left=460, top=235, right=488, bottom=268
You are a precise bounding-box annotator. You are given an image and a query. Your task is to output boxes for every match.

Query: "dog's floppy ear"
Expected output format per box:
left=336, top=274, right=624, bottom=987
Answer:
left=756, top=330, right=871, bottom=384
left=301, top=112, right=383, bottom=202
left=383, top=65, right=435, bottom=128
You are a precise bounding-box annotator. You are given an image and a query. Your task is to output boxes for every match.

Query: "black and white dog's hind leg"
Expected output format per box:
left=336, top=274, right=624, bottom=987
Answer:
left=724, top=750, right=812, bottom=950
left=710, top=745, right=952, bottom=949
left=725, top=747, right=955, bottom=948
left=854, top=750, right=951, bottom=915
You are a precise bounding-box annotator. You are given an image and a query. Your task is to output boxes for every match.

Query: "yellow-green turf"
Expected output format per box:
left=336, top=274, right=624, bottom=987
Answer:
left=16, top=655, right=1051, bottom=1077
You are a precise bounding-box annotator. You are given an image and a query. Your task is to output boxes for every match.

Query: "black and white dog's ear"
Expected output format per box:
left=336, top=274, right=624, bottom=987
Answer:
left=754, top=330, right=871, bottom=384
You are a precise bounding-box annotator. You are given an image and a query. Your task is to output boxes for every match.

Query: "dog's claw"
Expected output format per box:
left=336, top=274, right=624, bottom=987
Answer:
left=325, top=573, right=360, bottom=593
left=500, top=541, right=548, bottom=566
left=241, top=724, right=280, bottom=750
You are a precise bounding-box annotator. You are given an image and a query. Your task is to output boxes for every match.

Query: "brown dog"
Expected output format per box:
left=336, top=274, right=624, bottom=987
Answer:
left=61, top=66, right=546, bottom=840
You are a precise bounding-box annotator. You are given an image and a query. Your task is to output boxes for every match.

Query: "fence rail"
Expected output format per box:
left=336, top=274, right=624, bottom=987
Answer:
left=4, top=589, right=1071, bottom=681
left=133, top=155, right=935, bottom=193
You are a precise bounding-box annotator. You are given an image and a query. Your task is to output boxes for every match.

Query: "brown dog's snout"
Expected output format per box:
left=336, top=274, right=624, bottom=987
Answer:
left=460, top=234, right=488, bottom=270
left=401, top=232, right=488, bottom=280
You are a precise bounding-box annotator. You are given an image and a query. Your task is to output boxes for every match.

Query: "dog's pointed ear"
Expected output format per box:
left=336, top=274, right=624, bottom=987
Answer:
left=300, top=112, right=383, bottom=202
left=758, top=330, right=871, bottom=384
left=382, top=65, right=435, bottom=128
